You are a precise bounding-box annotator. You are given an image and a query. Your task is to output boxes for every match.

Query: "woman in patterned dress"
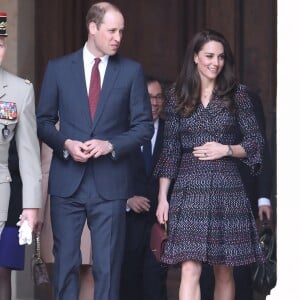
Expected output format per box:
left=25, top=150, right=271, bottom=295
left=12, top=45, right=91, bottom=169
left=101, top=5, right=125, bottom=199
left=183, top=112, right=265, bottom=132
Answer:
left=155, top=29, right=270, bottom=300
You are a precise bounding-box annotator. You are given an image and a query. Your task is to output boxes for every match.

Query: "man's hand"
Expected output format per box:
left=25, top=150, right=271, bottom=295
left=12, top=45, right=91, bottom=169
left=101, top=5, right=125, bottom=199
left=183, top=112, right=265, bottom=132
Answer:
left=127, top=196, right=150, bottom=213
left=258, top=205, right=272, bottom=221
left=64, top=139, right=91, bottom=162
left=84, top=139, right=113, bottom=158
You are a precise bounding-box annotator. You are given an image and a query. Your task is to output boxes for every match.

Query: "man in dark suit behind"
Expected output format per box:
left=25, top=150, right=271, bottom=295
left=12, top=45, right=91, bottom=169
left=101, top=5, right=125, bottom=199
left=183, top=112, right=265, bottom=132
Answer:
left=36, top=3, right=153, bottom=300
left=120, top=77, right=168, bottom=300
left=200, top=90, right=273, bottom=300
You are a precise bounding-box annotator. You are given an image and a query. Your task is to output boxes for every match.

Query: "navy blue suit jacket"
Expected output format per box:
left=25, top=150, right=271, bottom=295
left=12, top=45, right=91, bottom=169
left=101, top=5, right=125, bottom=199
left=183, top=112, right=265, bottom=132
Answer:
left=37, top=49, right=154, bottom=200
left=238, top=90, right=273, bottom=217
left=125, top=119, right=165, bottom=250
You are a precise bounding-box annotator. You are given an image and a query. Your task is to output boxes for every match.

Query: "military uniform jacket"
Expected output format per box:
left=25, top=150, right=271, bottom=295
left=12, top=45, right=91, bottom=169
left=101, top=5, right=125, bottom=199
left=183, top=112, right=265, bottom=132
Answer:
left=0, top=67, right=42, bottom=222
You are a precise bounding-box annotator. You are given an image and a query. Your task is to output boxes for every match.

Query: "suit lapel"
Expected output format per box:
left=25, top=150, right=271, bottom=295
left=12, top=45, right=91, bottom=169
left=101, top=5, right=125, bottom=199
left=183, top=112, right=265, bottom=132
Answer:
left=70, top=49, right=92, bottom=126
left=92, top=55, right=120, bottom=128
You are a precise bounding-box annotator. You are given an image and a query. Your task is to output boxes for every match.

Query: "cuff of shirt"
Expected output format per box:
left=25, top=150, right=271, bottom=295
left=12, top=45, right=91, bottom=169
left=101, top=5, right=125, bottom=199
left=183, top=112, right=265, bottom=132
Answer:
left=258, top=197, right=271, bottom=207
left=126, top=200, right=131, bottom=212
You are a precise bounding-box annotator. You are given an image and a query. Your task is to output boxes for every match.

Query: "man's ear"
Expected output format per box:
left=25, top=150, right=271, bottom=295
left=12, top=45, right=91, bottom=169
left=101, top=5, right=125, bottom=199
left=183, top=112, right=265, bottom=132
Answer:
left=89, top=22, right=98, bottom=35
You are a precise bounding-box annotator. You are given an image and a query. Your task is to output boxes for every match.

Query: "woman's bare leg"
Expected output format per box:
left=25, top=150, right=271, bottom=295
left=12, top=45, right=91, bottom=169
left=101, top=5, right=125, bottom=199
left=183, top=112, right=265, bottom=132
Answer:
left=179, top=260, right=202, bottom=300
left=213, top=265, right=235, bottom=300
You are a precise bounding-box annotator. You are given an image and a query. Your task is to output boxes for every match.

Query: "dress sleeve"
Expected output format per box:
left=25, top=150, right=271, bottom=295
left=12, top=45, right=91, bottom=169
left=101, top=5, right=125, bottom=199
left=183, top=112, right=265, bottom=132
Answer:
left=154, top=88, right=181, bottom=179
left=235, top=85, right=265, bottom=175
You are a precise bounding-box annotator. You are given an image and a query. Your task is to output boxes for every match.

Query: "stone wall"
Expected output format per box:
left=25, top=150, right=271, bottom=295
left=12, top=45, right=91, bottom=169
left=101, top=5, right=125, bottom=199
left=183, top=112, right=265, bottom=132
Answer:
left=2, top=0, right=35, bottom=81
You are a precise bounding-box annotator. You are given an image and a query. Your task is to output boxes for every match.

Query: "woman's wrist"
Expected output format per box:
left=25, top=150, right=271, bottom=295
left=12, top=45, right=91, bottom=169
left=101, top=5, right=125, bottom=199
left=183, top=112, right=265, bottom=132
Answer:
left=226, top=145, right=233, bottom=157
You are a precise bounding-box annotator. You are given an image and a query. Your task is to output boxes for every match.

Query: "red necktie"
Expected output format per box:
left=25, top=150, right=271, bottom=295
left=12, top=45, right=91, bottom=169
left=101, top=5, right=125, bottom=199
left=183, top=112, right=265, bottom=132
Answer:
left=88, top=58, right=101, bottom=120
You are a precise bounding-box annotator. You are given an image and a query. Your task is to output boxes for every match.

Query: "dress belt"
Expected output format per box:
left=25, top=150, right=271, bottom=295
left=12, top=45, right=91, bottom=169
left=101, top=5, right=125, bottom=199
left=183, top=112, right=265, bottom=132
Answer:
left=181, top=148, right=194, bottom=153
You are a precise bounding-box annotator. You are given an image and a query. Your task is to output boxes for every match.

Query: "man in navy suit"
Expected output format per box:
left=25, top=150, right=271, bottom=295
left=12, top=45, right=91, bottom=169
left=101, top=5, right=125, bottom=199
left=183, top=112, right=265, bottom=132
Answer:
left=36, top=2, right=153, bottom=300
left=120, top=77, right=168, bottom=300
left=200, top=90, right=273, bottom=300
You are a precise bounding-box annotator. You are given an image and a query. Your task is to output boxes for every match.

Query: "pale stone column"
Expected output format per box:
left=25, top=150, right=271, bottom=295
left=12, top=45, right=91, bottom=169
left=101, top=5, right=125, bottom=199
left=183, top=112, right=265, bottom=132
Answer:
left=2, top=1, right=18, bottom=74
left=2, top=0, right=35, bottom=82
left=2, top=1, right=36, bottom=300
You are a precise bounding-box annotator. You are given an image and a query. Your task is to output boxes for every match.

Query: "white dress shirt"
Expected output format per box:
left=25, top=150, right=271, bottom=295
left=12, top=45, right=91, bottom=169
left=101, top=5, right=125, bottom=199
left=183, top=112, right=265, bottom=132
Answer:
left=83, top=43, right=109, bottom=93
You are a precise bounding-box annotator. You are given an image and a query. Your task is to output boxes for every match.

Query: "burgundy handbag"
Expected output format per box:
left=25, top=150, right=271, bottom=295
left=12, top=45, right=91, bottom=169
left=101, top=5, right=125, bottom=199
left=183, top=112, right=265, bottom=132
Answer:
left=150, top=222, right=168, bottom=262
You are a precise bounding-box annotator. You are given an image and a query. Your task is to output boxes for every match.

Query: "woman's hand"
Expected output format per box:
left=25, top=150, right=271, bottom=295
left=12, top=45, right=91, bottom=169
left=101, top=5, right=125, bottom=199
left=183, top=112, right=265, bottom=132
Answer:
left=156, top=196, right=169, bottom=224
left=193, top=142, right=227, bottom=160
left=19, top=208, right=39, bottom=232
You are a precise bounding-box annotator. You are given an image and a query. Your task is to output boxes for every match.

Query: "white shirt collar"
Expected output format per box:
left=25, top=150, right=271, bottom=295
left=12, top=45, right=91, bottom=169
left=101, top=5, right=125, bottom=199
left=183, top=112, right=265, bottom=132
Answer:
left=153, top=118, right=159, bottom=131
left=83, top=43, right=109, bottom=65
left=83, top=43, right=109, bottom=91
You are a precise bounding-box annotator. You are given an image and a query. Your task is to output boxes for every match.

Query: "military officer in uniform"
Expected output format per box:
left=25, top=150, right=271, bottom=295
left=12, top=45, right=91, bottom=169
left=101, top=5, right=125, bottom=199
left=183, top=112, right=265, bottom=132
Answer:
left=0, top=11, right=42, bottom=237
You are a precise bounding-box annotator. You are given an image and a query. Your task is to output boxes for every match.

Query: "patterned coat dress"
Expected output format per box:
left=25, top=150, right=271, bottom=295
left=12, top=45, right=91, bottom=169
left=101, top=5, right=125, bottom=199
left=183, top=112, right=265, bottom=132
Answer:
left=155, top=84, right=265, bottom=266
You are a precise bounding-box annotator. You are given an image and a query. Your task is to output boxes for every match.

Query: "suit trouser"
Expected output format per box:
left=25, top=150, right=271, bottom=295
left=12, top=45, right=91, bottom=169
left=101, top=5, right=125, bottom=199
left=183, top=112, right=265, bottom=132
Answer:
left=50, top=166, right=126, bottom=300
left=120, top=225, right=168, bottom=300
